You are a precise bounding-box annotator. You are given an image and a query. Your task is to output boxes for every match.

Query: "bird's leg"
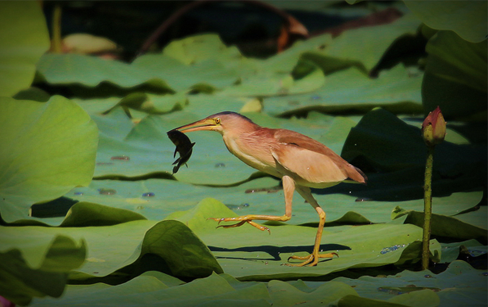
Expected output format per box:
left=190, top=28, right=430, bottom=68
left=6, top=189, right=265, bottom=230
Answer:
left=209, top=175, right=295, bottom=233
left=286, top=186, right=338, bottom=267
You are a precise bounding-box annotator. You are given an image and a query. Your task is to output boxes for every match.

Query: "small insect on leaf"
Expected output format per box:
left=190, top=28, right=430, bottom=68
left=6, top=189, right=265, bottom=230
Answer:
left=167, top=129, right=195, bottom=174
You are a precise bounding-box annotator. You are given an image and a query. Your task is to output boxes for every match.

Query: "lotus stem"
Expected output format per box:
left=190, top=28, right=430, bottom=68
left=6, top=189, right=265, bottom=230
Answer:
left=422, top=145, right=434, bottom=270
left=51, top=4, right=62, bottom=53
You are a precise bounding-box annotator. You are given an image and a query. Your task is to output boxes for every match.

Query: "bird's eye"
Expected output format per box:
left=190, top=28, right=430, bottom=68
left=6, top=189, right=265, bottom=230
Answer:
left=215, top=118, right=221, bottom=125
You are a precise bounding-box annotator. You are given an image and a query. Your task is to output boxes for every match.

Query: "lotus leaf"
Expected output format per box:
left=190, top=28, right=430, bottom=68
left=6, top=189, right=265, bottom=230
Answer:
left=63, top=179, right=481, bottom=229
left=422, top=31, right=487, bottom=119
left=37, top=52, right=240, bottom=94
left=393, top=209, right=487, bottom=243
left=453, top=206, right=487, bottom=230
left=1, top=218, right=221, bottom=283
left=0, top=96, right=98, bottom=223
left=333, top=260, right=487, bottom=307
left=0, top=232, right=86, bottom=305
left=31, top=272, right=271, bottom=307
left=341, top=108, right=487, bottom=195
left=403, top=1, right=487, bottom=43
left=218, top=64, right=326, bottom=97
left=29, top=261, right=487, bottom=307
left=439, top=239, right=485, bottom=263
left=162, top=33, right=243, bottom=65
left=60, top=202, right=147, bottom=227
left=36, top=53, right=172, bottom=89
left=73, top=97, right=121, bottom=115
left=0, top=2, right=49, bottom=96
left=264, top=64, right=423, bottom=117
left=164, top=198, right=435, bottom=280
left=304, top=13, right=421, bottom=73
left=28, top=260, right=488, bottom=307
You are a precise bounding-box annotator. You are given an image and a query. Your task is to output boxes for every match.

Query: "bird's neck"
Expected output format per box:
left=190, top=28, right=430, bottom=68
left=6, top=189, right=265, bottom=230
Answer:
left=221, top=122, right=261, bottom=138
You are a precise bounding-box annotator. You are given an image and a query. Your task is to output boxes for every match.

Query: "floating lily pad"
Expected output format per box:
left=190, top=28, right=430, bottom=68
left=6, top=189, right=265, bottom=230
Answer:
left=264, top=64, right=423, bottom=117
left=31, top=272, right=272, bottom=307
left=1, top=218, right=221, bottom=282
left=162, top=33, right=243, bottom=65
left=0, top=2, right=49, bottom=96
left=36, top=52, right=240, bottom=94
left=333, top=260, right=487, bottom=307
left=29, top=261, right=486, bottom=307
left=166, top=198, right=433, bottom=280
left=403, top=1, right=487, bottom=43
left=341, top=108, right=487, bottom=195
left=392, top=207, right=487, bottom=243
left=0, top=234, right=85, bottom=306
left=36, top=53, right=172, bottom=90
left=439, top=239, right=485, bottom=263
left=217, top=61, right=326, bottom=97
left=63, top=179, right=482, bottom=229
left=303, top=13, right=421, bottom=73
left=422, top=31, right=487, bottom=119
left=0, top=96, right=98, bottom=223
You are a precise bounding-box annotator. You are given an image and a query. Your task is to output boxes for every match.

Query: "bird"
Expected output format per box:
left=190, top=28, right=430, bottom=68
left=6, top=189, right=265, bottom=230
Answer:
left=172, top=111, right=367, bottom=266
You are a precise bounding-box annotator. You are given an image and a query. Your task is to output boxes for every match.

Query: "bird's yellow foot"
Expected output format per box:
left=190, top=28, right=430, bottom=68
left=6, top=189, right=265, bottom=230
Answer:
left=286, top=252, right=338, bottom=267
left=208, top=217, right=270, bottom=233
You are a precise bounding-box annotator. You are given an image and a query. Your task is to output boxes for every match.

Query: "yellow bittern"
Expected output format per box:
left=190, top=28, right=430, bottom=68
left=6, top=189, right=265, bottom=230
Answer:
left=174, top=111, right=366, bottom=266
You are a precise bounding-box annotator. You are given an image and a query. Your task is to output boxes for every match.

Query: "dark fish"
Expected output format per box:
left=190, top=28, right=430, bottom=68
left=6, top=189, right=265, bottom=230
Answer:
left=167, top=129, right=195, bottom=174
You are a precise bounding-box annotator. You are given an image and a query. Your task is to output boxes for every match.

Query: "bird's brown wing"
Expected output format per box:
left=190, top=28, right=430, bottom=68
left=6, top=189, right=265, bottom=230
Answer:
left=271, top=129, right=366, bottom=185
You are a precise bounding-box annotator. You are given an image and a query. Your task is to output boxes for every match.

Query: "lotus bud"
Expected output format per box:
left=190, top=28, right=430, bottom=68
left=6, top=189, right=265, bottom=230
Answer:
left=422, top=106, right=446, bottom=147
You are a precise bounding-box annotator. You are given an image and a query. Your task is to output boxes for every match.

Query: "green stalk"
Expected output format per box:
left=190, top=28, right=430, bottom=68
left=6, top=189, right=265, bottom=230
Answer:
left=422, top=146, right=434, bottom=270
left=51, top=4, right=62, bottom=53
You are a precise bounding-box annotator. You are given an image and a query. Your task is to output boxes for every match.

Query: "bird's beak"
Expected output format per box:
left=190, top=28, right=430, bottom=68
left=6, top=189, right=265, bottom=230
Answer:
left=175, top=118, right=218, bottom=133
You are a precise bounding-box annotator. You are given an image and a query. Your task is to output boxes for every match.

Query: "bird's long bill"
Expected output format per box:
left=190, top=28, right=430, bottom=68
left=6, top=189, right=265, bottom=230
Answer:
left=175, top=118, right=217, bottom=133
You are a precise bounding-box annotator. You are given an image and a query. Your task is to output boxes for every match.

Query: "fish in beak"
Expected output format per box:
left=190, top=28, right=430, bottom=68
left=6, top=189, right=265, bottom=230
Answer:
left=166, top=130, right=195, bottom=174
left=167, top=115, right=222, bottom=173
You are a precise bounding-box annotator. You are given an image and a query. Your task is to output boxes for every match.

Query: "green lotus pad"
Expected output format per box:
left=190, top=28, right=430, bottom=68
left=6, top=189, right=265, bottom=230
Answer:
left=36, top=52, right=239, bottom=93
left=0, top=2, right=49, bottom=96
left=35, top=12, right=422, bottom=101
left=342, top=108, right=487, bottom=195
left=216, top=61, right=326, bottom=97
left=306, top=13, right=421, bottom=73
left=74, top=92, right=254, bottom=118
left=439, top=239, right=486, bottom=263
left=0, top=96, right=98, bottom=223
left=0, top=234, right=86, bottom=306
left=162, top=198, right=436, bottom=280
left=65, top=178, right=482, bottom=229
left=422, top=30, right=487, bottom=119
left=453, top=206, right=487, bottom=230
left=264, top=64, right=423, bottom=117
left=9, top=199, right=454, bottom=281
left=60, top=201, right=147, bottom=227
left=5, top=202, right=485, bottom=306
left=29, top=260, right=487, bottom=307
left=333, top=260, right=487, bottom=307
left=0, top=219, right=222, bottom=282
left=403, top=1, right=487, bottom=43
left=392, top=207, right=487, bottom=243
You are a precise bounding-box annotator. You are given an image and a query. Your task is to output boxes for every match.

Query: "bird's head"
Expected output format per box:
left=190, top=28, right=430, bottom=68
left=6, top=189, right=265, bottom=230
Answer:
left=175, top=111, right=257, bottom=135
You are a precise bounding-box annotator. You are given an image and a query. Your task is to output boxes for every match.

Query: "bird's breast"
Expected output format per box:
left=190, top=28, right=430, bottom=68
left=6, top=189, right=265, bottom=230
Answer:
left=223, top=134, right=281, bottom=177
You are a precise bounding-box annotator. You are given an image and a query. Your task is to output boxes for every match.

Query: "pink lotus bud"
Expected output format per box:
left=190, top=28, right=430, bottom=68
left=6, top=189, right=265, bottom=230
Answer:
left=0, top=296, right=15, bottom=307
left=422, top=106, right=446, bottom=147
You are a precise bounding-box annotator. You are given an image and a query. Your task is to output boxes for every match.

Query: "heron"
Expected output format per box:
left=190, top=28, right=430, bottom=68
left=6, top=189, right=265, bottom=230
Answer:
left=172, top=111, right=366, bottom=266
